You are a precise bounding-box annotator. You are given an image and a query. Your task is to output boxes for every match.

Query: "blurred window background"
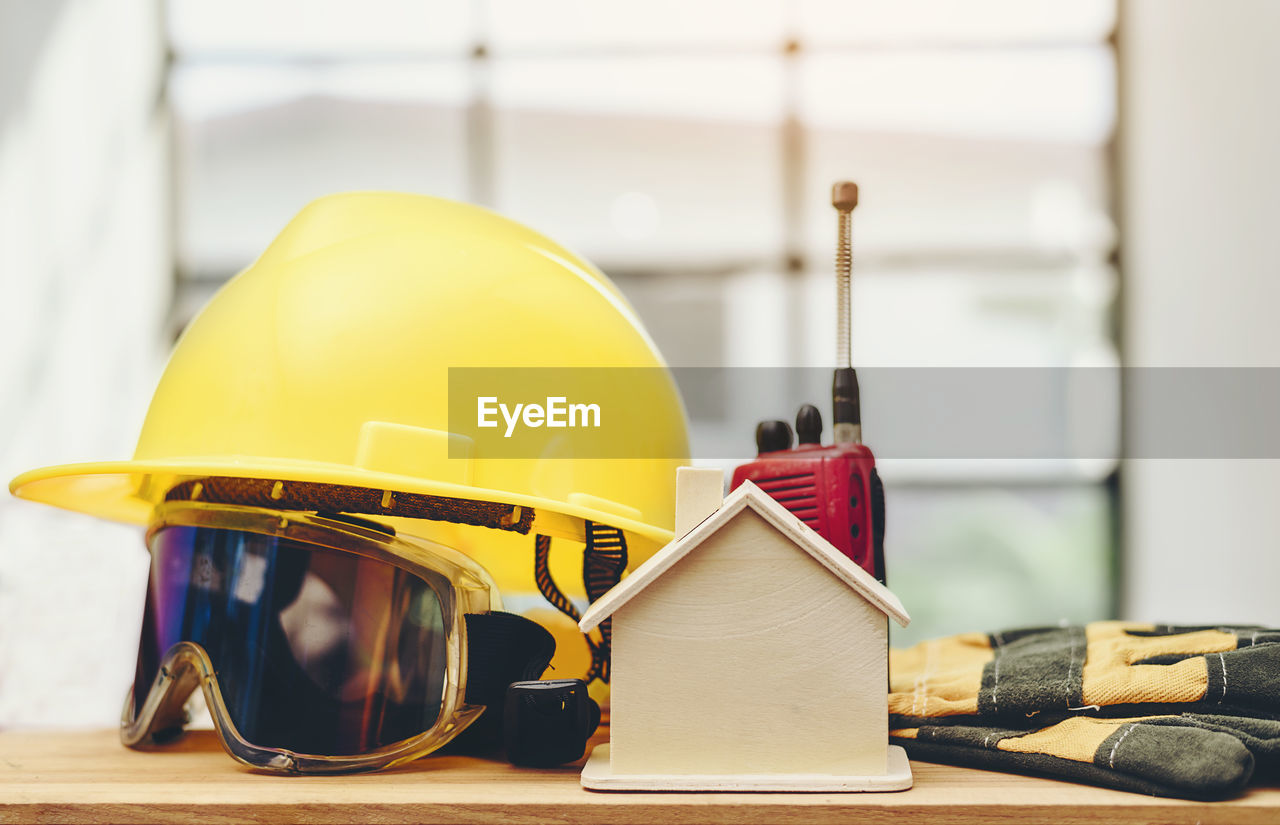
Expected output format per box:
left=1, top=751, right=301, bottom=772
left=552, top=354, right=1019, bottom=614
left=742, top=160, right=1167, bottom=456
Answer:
left=168, top=0, right=1120, bottom=646
left=2, top=0, right=1123, bottom=725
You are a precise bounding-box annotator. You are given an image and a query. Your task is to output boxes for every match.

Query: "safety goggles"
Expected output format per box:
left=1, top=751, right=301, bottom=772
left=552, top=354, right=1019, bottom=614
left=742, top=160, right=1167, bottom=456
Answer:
left=122, top=502, right=557, bottom=774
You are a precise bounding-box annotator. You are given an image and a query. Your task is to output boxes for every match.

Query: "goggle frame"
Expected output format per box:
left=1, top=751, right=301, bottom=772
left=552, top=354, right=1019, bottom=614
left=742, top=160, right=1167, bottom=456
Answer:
left=122, top=500, right=501, bottom=774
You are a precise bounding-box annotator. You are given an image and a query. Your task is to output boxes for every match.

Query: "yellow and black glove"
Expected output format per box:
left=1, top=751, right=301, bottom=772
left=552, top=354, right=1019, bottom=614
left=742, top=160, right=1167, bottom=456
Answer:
left=889, top=622, right=1280, bottom=799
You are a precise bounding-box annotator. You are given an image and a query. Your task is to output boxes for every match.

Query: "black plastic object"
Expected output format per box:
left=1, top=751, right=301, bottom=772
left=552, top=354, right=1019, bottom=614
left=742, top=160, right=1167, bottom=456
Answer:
left=795, top=403, right=823, bottom=444
left=503, top=679, right=600, bottom=767
left=755, top=419, right=794, bottom=454
left=832, top=366, right=861, bottom=430
left=870, top=468, right=887, bottom=585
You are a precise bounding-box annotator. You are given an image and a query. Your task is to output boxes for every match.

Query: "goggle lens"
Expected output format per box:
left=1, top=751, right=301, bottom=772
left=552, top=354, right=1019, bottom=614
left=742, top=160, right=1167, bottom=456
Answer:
left=133, top=524, right=449, bottom=756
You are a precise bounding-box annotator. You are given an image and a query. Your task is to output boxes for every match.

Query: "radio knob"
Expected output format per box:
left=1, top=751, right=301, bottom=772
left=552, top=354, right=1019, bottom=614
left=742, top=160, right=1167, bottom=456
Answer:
left=755, top=420, right=794, bottom=454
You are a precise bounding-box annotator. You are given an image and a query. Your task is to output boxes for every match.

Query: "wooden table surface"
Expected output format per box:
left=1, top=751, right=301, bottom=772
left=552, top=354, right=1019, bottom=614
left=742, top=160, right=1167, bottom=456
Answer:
left=1, top=729, right=1277, bottom=824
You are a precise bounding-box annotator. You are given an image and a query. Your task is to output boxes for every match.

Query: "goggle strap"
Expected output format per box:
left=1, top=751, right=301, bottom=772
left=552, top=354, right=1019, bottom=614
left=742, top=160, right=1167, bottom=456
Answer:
left=452, top=611, right=560, bottom=753
left=463, top=611, right=557, bottom=708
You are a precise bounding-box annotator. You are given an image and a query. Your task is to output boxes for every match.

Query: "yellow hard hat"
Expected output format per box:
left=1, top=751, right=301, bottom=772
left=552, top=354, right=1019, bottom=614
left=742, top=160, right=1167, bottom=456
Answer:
left=10, top=192, right=690, bottom=679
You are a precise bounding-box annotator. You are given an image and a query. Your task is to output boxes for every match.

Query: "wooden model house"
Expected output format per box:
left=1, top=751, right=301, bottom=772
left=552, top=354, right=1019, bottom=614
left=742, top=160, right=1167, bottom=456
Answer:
left=579, top=467, right=912, bottom=791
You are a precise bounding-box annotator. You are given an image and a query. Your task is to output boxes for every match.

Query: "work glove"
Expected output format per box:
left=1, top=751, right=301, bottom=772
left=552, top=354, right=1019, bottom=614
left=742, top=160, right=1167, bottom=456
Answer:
left=889, top=622, right=1280, bottom=799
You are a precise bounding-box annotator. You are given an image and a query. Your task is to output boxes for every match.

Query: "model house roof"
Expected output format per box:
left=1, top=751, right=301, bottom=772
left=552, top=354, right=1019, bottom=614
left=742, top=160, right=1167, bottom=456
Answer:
left=579, top=480, right=910, bottom=632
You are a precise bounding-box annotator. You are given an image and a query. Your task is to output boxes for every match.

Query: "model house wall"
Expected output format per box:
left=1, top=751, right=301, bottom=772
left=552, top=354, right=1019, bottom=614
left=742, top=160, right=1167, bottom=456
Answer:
left=608, top=505, right=890, bottom=776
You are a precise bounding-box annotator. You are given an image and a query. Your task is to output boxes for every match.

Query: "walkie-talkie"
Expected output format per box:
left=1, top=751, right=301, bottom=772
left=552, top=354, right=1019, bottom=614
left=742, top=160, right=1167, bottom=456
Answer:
left=730, top=181, right=886, bottom=583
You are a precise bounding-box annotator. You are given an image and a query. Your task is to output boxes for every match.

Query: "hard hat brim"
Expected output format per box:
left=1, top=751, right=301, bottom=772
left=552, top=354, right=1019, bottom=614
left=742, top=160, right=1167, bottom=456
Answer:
left=9, top=459, right=672, bottom=553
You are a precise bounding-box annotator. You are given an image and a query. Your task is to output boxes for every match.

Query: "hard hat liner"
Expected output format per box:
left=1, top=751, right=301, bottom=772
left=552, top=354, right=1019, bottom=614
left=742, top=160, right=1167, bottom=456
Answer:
left=164, top=476, right=537, bottom=535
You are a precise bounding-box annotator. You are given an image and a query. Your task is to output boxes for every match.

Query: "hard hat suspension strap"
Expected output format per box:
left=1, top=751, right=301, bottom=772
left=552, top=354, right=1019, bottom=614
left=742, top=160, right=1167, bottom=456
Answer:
left=583, top=522, right=627, bottom=683
left=531, top=523, right=627, bottom=685
left=533, top=534, right=582, bottom=624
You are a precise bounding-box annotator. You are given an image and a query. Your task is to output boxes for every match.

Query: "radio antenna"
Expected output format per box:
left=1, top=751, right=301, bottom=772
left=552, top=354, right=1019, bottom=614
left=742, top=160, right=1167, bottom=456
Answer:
left=831, top=181, right=861, bottom=444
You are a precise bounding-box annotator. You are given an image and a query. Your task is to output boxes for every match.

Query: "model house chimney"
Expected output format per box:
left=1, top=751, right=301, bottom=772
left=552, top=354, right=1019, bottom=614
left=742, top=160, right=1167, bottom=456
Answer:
left=674, top=466, right=725, bottom=538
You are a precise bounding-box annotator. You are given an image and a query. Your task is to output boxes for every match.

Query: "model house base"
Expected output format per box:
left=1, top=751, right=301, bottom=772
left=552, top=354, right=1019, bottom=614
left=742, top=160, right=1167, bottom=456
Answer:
left=581, top=744, right=913, bottom=792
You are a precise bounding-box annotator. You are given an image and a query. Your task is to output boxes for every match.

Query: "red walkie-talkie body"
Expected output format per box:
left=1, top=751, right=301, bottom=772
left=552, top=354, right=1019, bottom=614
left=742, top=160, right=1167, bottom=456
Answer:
left=731, top=441, right=885, bottom=582
left=730, top=180, right=886, bottom=583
